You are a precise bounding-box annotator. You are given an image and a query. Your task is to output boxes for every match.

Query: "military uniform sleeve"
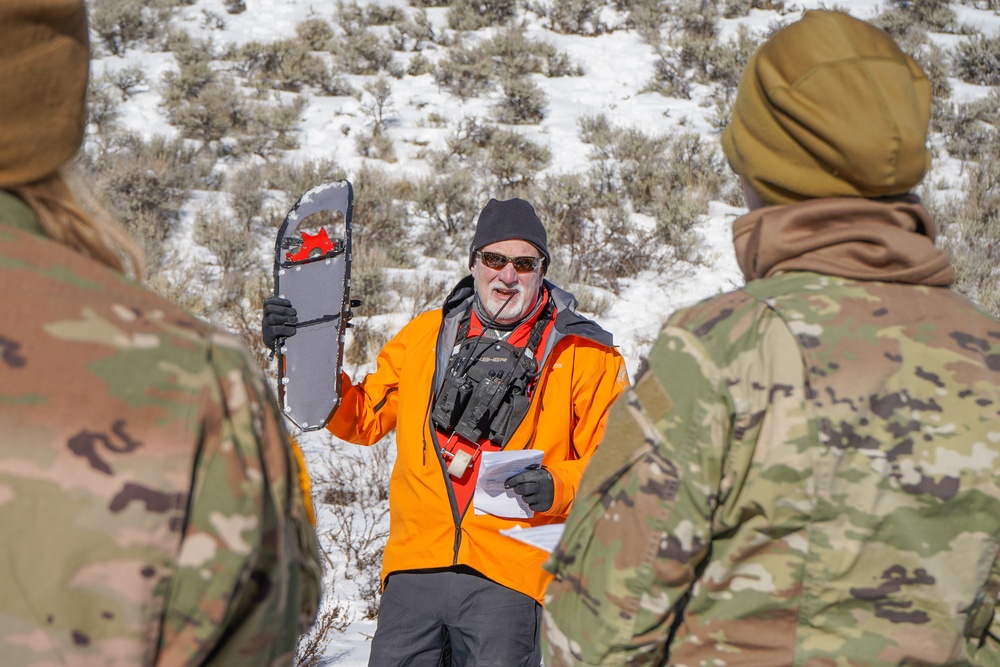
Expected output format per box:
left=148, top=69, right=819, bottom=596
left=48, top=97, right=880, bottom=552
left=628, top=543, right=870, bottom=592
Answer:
left=544, top=344, right=629, bottom=517
left=542, top=326, right=730, bottom=666
left=158, top=333, right=322, bottom=667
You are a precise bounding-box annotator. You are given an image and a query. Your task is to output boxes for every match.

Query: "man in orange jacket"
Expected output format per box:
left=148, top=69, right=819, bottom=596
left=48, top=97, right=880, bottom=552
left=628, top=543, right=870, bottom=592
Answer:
left=265, top=197, right=627, bottom=665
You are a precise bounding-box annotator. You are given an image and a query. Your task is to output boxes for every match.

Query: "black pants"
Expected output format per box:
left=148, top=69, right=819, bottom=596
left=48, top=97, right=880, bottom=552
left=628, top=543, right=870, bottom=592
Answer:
left=368, top=568, right=542, bottom=667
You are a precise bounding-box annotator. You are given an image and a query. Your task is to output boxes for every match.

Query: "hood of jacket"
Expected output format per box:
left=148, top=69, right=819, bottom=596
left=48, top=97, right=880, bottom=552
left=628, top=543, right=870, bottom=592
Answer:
left=732, top=195, right=955, bottom=286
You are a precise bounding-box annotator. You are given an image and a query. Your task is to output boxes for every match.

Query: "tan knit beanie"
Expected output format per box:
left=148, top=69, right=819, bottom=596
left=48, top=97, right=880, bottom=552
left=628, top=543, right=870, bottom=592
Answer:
left=722, top=10, right=931, bottom=205
left=0, top=0, right=89, bottom=189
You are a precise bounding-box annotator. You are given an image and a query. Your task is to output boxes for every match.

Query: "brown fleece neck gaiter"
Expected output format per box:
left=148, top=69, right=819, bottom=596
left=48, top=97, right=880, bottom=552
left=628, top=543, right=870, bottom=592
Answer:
left=732, top=197, right=955, bottom=286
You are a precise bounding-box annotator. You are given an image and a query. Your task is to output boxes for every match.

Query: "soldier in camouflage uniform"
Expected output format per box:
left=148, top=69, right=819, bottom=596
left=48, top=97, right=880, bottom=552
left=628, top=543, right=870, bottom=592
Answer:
left=0, top=2, right=322, bottom=664
left=543, top=10, right=1000, bottom=666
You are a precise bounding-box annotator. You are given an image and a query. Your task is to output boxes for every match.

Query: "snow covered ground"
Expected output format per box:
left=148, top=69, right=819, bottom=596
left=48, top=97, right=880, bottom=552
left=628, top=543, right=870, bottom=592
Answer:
left=89, top=0, right=1000, bottom=662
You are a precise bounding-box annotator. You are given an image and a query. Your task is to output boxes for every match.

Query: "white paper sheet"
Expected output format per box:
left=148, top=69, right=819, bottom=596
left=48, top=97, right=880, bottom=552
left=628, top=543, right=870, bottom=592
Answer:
left=474, top=449, right=544, bottom=519
left=499, top=523, right=566, bottom=553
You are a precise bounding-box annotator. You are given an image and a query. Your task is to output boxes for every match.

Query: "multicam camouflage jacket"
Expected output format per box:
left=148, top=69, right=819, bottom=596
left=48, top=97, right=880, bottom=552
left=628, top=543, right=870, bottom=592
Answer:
left=543, top=270, right=1000, bottom=666
left=0, top=191, right=322, bottom=665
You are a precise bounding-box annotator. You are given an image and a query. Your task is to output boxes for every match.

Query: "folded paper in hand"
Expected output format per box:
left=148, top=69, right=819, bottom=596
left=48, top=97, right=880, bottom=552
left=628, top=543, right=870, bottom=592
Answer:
left=474, top=449, right=544, bottom=519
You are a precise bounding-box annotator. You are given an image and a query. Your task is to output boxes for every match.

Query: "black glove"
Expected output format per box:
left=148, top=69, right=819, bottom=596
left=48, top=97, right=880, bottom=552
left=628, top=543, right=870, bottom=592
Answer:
left=262, top=296, right=298, bottom=349
left=504, top=468, right=554, bottom=513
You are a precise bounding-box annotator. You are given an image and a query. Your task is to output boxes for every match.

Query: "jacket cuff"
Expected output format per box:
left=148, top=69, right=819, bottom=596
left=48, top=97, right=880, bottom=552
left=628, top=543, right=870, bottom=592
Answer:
left=542, top=467, right=568, bottom=516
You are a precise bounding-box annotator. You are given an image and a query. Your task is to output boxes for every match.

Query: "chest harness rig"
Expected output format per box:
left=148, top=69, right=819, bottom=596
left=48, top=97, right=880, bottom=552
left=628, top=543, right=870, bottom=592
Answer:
left=430, top=294, right=555, bottom=481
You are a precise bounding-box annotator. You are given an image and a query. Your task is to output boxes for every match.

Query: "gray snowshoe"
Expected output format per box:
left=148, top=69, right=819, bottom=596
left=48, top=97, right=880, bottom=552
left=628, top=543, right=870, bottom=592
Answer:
left=272, top=180, right=354, bottom=431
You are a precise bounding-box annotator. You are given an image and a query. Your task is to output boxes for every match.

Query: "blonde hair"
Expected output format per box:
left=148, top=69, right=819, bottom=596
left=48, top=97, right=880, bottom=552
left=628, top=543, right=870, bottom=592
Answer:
left=12, top=170, right=145, bottom=279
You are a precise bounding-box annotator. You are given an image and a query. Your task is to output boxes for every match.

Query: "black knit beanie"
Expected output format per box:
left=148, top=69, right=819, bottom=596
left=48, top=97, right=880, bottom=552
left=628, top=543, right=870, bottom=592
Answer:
left=468, top=198, right=550, bottom=270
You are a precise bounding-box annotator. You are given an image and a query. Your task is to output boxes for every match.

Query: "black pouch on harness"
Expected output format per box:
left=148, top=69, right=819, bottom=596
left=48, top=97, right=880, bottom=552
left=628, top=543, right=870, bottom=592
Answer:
left=452, top=338, right=536, bottom=444
left=430, top=303, right=550, bottom=449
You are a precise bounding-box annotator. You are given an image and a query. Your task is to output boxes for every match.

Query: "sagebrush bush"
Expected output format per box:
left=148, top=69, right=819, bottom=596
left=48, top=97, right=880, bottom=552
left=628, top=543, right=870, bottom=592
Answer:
left=392, top=274, right=454, bottom=319
left=86, top=80, right=122, bottom=134
left=356, top=77, right=398, bottom=161
left=351, top=166, right=413, bottom=267
left=413, top=168, right=480, bottom=254
left=332, top=3, right=403, bottom=76
left=296, top=17, right=336, bottom=50
left=529, top=0, right=607, bottom=35
left=933, top=129, right=1000, bottom=317
left=616, top=0, right=671, bottom=45
left=488, top=26, right=581, bottom=79
left=318, top=440, right=392, bottom=618
left=426, top=123, right=554, bottom=255
left=545, top=51, right=585, bottom=77
left=345, top=317, right=394, bottom=366
left=366, top=2, right=408, bottom=24
left=390, top=10, right=447, bottom=51
left=434, top=42, right=495, bottom=99
left=487, top=25, right=551, bottom=77
left=575, top=114, right=725, bottom=277
left=643, top=52, right=692, bottom=99
left=90, top=0, right=164, bottom=55
left=673, top=0, right=720, bottom=40
left=436, top=27, right=580, bottom=99
left=708, top=93, right=734, bottom=132
left=102, top=63, right=148, bottom=100
left=349, top=243, right=394, bottom=322
left=481, top=127, right=553, bottom=190
left=355, top=131, right=398, bottom=161
left=723, top=0, right=753, bottom=18
left=532, top=173, right=656, bottom=293
left=447, top=0, right=517, bottom=30
left=921, top=42, right=954, bottom=99
left=407, top=52, right=434, bottom=76
left=336, top=0, right=371, bottom=31
left=580, top=114, right=725, bottom=213
left=235, top=39, right=330, bottom=92
left=666, top=132, right=729, bottom=205
left=886, top=0, right=958, bottom=32
left=572, top=285, right=612, bottom=317
left=648, top=188, right=707, bottom=262
left=233, top=95, right=307, bottom=159
left=160, top=32, right=216, bottom=102
left=78, top=132, right=214, bottom=274
left=937, top=89, right=1000, bottom=163
left=644, top=0, right=745, bottom=97
left=363, top=77, right=395, bottom=135
left=531, top=172, right=605, bottom=283
left=296, top=603, right=350, bottom=667
left=493, top=76, right=548, bottom=124
left=200, top=9, right=226, bottom=30
left=162, top=42, right=307, bottom=160
left=226, top=164, right=268, bottom=232
left=162, top=73, right=250, bottom=146
left=192, top=208, right=259, bottom=290
left=334, top=29, right=402, bottom=76
left=704, top=24, right=759, bottom=93
left=954, top=32, right=1000, bottom=86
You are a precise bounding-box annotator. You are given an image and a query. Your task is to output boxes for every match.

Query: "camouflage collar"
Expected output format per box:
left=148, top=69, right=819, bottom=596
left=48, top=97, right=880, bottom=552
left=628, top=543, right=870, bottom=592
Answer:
left=0, top=190, right=45, bottom=237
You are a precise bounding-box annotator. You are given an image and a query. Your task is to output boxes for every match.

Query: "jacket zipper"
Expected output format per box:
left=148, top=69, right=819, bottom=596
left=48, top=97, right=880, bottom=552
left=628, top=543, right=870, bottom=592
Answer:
left=425, top=398, right=464, bottom=564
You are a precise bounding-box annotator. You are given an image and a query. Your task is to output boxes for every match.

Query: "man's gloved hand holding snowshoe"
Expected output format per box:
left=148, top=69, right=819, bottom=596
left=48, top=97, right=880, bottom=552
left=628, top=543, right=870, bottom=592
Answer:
left=262, top=296, right=298, bottom=349
left=505, top=468, right=555, bottom=513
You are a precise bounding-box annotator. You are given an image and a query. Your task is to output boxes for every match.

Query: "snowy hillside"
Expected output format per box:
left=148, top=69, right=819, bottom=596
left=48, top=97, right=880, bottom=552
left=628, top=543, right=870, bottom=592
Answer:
left=82, top=0, right=1000, bottom=662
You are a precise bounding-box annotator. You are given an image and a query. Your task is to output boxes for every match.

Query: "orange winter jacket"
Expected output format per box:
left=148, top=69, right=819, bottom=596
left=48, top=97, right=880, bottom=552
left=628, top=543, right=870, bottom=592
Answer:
left=328, top=277, right=628, bottom=602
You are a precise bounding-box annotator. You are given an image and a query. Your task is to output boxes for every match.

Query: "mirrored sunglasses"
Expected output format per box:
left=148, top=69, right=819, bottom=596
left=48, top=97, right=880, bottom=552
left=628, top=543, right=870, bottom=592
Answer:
left=477, top=250, right=543, bottom=274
